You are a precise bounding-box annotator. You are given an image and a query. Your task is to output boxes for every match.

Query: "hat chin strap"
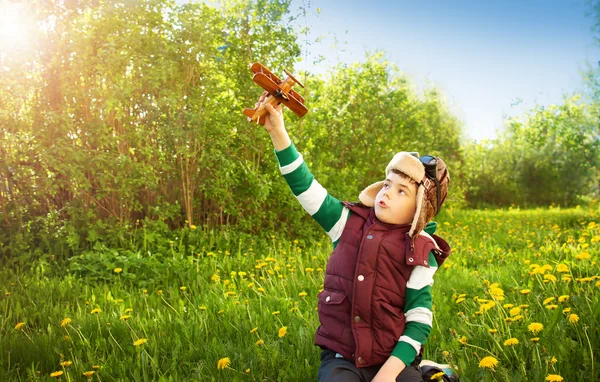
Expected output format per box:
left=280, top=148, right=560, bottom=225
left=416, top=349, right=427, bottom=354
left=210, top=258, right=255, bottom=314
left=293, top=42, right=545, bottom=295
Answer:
left=409, top=184, right=425, bottom=237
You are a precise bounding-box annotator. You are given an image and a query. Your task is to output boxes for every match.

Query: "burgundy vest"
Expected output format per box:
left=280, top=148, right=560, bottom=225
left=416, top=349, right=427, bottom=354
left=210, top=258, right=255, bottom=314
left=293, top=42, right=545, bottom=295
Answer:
left=314, top=202, right=451, bottom=368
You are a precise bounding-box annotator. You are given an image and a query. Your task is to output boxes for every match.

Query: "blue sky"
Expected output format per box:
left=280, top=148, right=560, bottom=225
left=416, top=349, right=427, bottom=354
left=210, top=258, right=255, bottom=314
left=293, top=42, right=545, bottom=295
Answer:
left=289, top=0, right=600, bottom=141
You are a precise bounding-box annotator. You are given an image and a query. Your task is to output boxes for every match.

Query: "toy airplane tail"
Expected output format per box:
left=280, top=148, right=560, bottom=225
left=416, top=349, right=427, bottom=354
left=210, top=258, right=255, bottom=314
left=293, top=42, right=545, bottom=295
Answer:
left=243, top=108, right=255, bottom=119
left=243, top=107, right=266, bottom=125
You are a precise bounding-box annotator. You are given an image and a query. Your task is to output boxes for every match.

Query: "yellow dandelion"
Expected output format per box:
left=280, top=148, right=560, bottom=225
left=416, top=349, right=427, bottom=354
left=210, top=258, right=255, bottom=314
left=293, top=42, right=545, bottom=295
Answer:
left=479, top=356, right=498, bottom=369
left=550, top=356, right=558, bottom=365
left=299, top=291, right=307, bottom=297
left=90, top=308, right=101, bottom=314
left=60, top=361, right=72, bottom=367
left=546, top=374, right=563, bottom=381
left=133, top=338, right=148, bottom=346
left=180, top=286, right=187, bottom=291
left=120, top=315, right=130, bottom=320
left=504, top=338, right=519, bottom=346
left=82, top=371, right=95, bottom=377
left=489, top=287, right=504, bottom=298
left=568, top=314, right=579, bottom=324
left=14, top=322, right=25, bottom=330
left=510, top=307, right=521, bottom=316
left=278, top=326, right=287, bottom=338
left=558, top=295, right=569, bottom=303
left=556, top=264, right=569, bottom=273
left=520, top=289, right=531, bottom=295
left=50, top=371, right=64, bottom=378
left=563, top=307, right=571, bottom=313
left=246, top=368, right=251, bottom=373
left=488, top=329, right=497, bottom=334
left=459, top=336, right=467, bottom=344
left=546, top=304, right=558, bottom=310
left=544, top=274, right=557, bottom=282
left=92, top=365, right=100, bottom=370
left=531, top=337, right=540, bottom=343
left=272, top=311, right=280, bottom=315
left=217, top=357, right=231, bottom=370
left=60, top=318, right=71, bottom=327
left=528, top=322, right=544, bottom=334
left=255, top=339, right=264, bottom=346
left=575, top=251, right=591, bottom=260
left=113, top=267, right=123, bottom=273
left=480, top=301, right=496, bottom=312
left=543, top=297, right=555, bottom=305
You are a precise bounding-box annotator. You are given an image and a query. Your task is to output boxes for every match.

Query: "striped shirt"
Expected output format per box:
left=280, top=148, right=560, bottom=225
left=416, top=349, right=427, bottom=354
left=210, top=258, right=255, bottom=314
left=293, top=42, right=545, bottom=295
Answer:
left=275, top=142, right=437, bottom=367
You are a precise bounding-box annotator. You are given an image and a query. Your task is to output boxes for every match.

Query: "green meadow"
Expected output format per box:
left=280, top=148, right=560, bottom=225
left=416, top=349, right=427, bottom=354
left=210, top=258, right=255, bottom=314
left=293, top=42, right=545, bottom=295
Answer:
left=2, top=206, right=599, bottom=381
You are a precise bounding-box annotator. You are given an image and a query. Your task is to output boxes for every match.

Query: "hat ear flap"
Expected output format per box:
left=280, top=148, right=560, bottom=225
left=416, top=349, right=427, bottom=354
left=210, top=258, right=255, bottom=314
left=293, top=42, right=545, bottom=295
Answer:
left=359, top=181, right=384, bottom=207
left=409, top=184, right=426, bottom=237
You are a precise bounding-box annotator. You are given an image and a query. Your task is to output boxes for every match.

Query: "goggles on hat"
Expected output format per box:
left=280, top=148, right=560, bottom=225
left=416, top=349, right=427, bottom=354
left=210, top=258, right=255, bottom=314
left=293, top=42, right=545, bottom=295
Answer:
left=409, top=153, right=441, bottom=212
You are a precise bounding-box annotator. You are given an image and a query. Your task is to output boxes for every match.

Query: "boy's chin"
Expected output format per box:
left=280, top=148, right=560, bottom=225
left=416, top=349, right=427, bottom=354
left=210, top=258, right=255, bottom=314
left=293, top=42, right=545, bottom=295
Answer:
left=375, top=205, right=410, bottom=225
left=374, top=206, right=394, bottom=224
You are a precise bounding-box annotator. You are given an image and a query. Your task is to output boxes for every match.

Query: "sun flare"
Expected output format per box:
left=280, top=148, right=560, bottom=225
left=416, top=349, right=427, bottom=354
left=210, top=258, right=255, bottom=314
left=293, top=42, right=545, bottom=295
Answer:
left=0, top=1, right=32, bottom=52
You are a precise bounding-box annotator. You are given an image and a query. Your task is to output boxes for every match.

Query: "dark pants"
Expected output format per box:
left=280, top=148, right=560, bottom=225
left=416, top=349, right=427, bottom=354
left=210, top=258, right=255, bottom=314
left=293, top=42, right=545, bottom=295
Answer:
left=317, top=349, right=423, bottom=382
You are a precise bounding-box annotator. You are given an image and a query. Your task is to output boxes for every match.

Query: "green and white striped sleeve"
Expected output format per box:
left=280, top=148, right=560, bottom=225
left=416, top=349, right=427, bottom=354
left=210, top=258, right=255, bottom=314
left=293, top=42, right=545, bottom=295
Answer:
left=274, top=142, right=350, bottom=247
left=391, top=250, right=438, bottom=366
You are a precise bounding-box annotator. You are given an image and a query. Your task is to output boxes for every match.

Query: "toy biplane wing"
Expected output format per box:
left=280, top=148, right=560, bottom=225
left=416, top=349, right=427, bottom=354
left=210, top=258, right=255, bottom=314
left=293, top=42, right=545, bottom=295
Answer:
left=250, top=63, right=306, bottom=104
left=243, top=62, right=308, bottom=125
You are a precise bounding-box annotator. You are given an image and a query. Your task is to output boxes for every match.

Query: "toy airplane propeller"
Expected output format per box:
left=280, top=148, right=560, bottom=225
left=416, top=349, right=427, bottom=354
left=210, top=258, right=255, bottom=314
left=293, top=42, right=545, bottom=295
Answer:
left=243, top=62, right=308, bottom=125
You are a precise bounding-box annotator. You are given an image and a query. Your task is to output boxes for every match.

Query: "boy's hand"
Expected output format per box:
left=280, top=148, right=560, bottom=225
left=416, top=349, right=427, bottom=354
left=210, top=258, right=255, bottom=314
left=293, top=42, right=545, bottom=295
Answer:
left=251, top=91, right=290, bottom=151
left=372, top=356, right=405, bottom=381
left=371, top=371, right=398, bottom=382
left=250, top=91, right=284, bottom=134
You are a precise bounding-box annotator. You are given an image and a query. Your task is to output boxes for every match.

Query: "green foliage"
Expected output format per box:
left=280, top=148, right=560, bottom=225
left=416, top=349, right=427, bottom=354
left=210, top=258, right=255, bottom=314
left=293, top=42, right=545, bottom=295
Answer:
left=1, top=0, right=599, bottom=262
left=462, top=96, right=600, bottom=208
left=0, top=0, right=468, bottom=258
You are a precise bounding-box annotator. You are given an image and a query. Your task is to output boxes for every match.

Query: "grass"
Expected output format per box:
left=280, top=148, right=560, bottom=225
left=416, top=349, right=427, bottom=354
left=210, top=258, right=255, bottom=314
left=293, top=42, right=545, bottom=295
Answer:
left=1, top=205, right=599, bottom=381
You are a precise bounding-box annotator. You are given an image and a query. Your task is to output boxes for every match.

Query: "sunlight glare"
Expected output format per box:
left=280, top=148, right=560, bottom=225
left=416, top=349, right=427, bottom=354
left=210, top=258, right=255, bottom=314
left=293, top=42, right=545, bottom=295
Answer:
left=0, top=2, right=32, bottom=52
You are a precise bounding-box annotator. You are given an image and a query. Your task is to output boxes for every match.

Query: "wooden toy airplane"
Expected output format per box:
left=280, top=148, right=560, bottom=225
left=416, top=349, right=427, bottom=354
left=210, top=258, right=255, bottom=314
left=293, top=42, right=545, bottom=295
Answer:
left=243, top=62, right=308, bottom=125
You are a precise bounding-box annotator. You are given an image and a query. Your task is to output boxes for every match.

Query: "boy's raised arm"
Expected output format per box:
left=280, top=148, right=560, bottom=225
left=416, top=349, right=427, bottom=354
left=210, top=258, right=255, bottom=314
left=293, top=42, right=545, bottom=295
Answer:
left=254, top=93, right=349, bottom=246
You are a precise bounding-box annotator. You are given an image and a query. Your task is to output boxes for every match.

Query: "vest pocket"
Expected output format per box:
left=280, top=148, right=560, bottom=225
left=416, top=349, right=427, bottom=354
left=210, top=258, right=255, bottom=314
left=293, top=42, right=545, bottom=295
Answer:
left=379, top=300, right=402, bottom=321
left=375, top=300, right=406, bottom=355
left=317, top=290, right=350, bottom=341
left=318, top=290, right=348, bottom=305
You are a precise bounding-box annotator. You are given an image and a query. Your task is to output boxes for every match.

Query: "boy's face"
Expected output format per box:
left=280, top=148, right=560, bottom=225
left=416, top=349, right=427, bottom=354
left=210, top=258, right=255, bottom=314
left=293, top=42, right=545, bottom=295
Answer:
left=374, top=172, right=418, bottom=225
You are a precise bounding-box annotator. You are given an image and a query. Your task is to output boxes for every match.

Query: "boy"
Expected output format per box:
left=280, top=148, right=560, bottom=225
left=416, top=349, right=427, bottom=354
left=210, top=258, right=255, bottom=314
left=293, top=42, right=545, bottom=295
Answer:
left=252, top=94, right=451, bottom=382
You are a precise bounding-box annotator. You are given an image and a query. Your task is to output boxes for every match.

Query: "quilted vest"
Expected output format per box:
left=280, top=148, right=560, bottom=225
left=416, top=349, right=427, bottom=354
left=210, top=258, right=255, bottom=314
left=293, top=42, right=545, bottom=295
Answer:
left=314, top=201, right=451, bottom=368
